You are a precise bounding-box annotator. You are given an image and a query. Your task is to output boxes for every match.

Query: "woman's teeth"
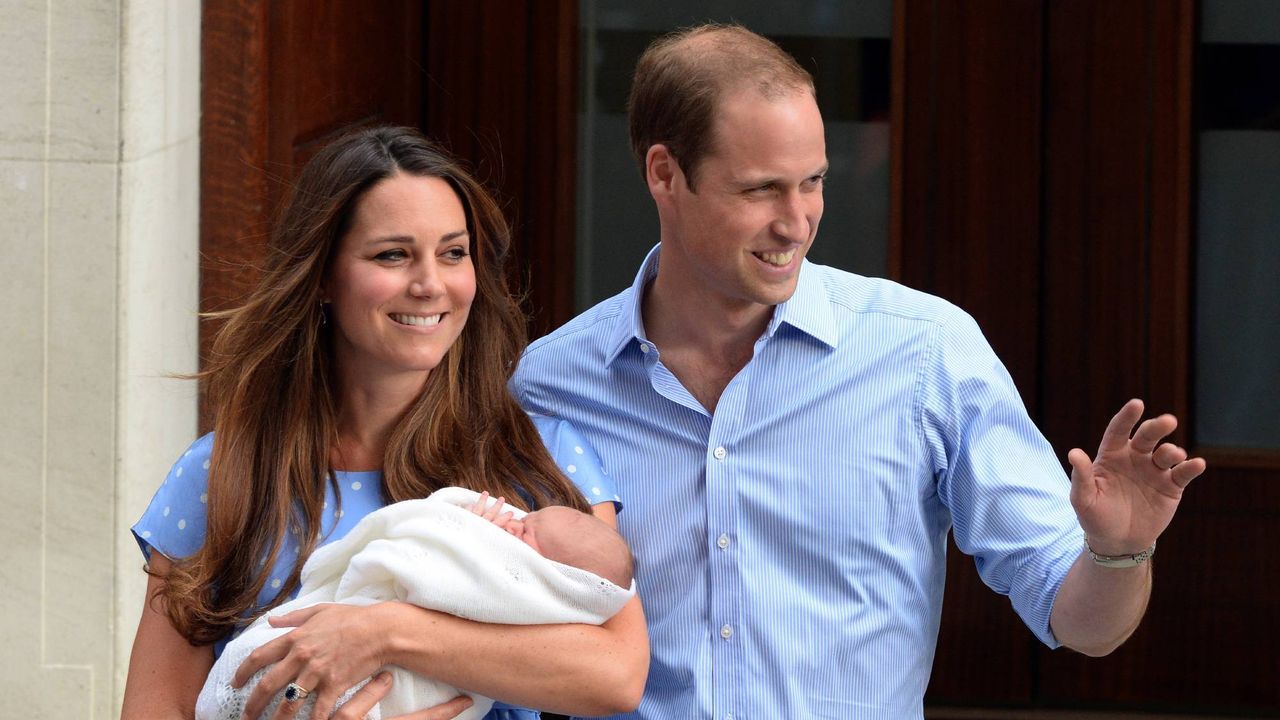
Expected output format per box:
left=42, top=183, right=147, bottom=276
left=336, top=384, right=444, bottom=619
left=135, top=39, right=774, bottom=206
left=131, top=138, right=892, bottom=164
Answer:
left=390, top=313, right=442, bottom=327
left=755, top=250, right=796, bottom=266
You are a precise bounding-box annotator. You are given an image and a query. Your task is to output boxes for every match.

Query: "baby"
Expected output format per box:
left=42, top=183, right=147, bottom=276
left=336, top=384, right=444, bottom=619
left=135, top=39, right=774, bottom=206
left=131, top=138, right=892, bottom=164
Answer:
left=196, top=488, right=635, bottom=720
left=471, top=490, right=634, bottom=588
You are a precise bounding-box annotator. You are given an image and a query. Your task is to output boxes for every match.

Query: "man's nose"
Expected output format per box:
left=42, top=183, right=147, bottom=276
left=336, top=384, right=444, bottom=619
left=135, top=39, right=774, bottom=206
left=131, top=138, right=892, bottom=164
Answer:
left=771, top=192, right=810, bottom=243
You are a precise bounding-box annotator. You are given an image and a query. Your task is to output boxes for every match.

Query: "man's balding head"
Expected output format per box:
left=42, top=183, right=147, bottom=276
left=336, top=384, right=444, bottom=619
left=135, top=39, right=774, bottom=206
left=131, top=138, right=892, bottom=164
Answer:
left=628, top=23, right=815, bottom=190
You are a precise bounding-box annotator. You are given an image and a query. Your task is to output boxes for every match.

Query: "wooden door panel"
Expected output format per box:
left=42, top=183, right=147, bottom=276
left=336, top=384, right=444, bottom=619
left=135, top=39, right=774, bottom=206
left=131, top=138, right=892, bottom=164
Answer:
left=424, top=1, right=579, bottom=337
left=899, top=0, right=1047, bottom=705
left=201, top=0, right=423, bottom=433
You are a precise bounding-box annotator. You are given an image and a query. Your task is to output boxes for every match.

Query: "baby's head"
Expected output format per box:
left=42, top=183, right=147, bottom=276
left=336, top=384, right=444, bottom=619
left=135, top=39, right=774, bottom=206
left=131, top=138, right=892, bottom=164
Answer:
left=517, top=506, right=634, bottom=589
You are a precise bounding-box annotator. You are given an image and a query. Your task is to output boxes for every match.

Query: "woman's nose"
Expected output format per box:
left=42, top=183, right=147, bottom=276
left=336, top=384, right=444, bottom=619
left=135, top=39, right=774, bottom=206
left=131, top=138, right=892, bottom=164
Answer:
left=409, top=261, right=444, bottom=298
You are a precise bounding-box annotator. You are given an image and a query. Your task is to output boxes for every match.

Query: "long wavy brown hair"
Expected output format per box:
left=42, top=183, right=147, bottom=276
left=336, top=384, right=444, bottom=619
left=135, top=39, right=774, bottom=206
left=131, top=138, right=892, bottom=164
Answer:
left=158, top=126, right=591, bottom=645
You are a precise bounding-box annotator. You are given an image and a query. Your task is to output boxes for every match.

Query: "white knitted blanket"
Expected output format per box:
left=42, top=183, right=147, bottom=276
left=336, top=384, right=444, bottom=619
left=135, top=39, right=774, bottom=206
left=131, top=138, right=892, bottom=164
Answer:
left=195, top=487, right=634, bottom=720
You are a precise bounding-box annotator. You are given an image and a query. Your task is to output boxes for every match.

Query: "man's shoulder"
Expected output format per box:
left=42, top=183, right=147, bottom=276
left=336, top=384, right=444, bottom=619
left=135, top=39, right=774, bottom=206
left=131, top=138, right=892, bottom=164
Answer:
left=523, top=286, right=633, bottom=359
left=806, top=261, right=963, bottom=326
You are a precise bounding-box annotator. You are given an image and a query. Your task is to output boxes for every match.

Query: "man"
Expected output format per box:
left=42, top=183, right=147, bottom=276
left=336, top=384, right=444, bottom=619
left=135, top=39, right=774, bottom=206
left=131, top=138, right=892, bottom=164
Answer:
left=512, top=24, right=1204, bottom=719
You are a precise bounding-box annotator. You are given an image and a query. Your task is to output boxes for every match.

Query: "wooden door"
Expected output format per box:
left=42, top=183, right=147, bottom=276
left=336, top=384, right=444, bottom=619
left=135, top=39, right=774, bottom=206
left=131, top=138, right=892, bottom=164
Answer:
left=900, top=0, right=1279, bottom=713
left=200, top=2, right=578, bottom=430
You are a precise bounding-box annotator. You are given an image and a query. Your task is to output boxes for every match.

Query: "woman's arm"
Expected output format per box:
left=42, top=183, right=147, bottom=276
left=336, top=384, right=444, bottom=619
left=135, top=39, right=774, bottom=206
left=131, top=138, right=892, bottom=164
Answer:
left=237, top=501, right=649, bottom=719
left=121, top=554, right=215, bottom=720
left=387, top=589, right=648, bottom=714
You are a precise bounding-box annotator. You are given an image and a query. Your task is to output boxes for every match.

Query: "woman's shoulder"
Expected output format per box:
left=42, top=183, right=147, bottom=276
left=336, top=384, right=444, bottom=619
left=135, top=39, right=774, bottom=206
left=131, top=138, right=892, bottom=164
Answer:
left=131, top=433, right=216, bottom=561
left=525, top=413, right=592, bottom=464
left=525, top=413, right=620, bottom=509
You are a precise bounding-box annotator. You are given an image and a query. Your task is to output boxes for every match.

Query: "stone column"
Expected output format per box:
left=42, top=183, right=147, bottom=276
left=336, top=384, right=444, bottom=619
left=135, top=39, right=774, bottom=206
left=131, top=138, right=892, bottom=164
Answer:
left=0, top=1, right=200, bottom=717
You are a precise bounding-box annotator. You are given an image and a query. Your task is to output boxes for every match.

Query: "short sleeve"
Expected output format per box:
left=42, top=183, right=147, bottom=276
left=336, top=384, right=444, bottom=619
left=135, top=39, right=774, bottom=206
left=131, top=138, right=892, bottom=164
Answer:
left=132, top=433, right=215, bottom=563
left=529, top=413, right=621, bottom=512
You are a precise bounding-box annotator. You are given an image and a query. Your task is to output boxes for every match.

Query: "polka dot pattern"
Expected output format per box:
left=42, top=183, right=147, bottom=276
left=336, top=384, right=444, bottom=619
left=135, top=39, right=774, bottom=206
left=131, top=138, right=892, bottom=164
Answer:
left=132, top=418, right=614, bottom=663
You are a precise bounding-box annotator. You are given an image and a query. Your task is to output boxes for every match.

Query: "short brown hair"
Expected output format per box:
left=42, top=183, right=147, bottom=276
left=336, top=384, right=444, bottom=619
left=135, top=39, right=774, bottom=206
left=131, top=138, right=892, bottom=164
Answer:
left=627, top=23, right=814, bottom=190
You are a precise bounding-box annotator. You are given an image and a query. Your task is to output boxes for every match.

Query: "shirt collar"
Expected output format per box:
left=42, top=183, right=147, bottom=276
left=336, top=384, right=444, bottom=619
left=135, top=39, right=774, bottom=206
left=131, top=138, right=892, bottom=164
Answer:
left=603, top=244, right=838, bottom=367
left=604, top=244, right=661, bottom=367
left=769, top=256, right=838, bottom=349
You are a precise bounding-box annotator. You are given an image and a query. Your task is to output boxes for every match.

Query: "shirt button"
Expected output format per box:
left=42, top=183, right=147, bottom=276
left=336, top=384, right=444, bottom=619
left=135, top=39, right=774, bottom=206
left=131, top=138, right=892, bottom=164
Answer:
left=717, top=533, right=729, bottom=549
left=713, top=446, right=727, bottom=460
left=720, top=624, right=733, bottom=640
left=639, top=343, right=651, bottom=353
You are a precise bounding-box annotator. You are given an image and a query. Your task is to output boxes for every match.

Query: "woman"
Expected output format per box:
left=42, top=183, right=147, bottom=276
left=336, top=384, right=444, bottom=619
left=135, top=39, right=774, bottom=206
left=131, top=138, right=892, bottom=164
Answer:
left=121, top=127, right=647, bottom=720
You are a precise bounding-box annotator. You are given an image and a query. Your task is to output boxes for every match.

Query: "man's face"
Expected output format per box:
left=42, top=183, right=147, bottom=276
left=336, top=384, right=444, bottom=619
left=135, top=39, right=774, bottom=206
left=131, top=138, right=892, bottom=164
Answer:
left=658, top=87, right=827, bottom=313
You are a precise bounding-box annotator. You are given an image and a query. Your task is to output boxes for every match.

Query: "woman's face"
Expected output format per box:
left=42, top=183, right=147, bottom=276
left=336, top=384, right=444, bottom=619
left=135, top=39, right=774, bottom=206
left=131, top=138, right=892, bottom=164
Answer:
left=324, top=172, right=477, bottom=386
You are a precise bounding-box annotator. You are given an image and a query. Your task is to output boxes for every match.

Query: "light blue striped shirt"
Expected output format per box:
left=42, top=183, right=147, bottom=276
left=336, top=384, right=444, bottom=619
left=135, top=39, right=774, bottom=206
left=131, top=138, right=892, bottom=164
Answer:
left=512, top=246, right=1084, bottom=719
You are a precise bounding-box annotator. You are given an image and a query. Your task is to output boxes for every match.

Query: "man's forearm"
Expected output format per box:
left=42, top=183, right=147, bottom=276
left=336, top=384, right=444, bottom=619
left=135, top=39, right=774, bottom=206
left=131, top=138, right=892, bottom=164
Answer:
left=379, top=595, right=648, bottom=715
left=1049, top=549, right=1152, bottom=656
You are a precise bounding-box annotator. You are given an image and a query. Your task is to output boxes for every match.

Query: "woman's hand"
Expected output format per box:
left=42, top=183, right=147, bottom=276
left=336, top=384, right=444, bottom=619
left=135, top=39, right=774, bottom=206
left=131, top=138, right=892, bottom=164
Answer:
left=322, top=672, right=474, bottom=720
left=234, top=602, right=396, bottom=720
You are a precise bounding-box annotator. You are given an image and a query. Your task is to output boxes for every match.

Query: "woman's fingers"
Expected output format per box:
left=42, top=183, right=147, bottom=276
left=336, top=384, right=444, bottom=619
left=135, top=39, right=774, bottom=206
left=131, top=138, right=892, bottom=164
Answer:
left=269, top=604, right=333, bottom=629
left=385, top=694, right=475, bottom=720
left=330, top=672, right=394, bottom=720
left=234, top=634, right=293, bottom=687
left=243, top=653, right=306, bottom=720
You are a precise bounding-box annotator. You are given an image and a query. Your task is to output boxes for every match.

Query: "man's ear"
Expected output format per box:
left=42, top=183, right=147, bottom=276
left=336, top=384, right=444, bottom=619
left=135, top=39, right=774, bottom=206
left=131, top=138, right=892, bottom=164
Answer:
left=645, top=144, right=680, bottom=196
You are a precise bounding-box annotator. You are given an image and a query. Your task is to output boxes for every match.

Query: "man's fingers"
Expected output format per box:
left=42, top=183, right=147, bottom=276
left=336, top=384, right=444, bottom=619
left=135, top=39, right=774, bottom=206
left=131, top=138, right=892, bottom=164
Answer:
left=332, top=672, right=394, bottom=720
left=1152, top=443, right=1187, bottom=470
left=1170, top=457, right=1207, bottom=489
left=1130, top=413, right=1178, bottom=455
left=1097, top=399, right=1145, bottom=454
left=1066, top=447, right=1095, bottom=510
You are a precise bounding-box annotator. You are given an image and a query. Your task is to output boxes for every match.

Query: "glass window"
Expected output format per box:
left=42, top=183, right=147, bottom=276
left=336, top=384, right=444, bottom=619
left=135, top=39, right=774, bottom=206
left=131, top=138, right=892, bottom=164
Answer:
left=1194, top=0, right=1280, bottom=448
left=575, top=1, right=894, bottom=308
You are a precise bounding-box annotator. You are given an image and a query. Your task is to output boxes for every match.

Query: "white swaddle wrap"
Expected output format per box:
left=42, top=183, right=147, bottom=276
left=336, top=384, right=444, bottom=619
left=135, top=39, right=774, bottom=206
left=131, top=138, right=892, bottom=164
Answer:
left=196, top=487, right=634, bottom=720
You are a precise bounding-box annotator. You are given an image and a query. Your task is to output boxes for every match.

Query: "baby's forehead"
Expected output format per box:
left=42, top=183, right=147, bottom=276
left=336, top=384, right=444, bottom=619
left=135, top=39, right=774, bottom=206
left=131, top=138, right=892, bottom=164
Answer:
left=526, top=505, right=587, bottom=527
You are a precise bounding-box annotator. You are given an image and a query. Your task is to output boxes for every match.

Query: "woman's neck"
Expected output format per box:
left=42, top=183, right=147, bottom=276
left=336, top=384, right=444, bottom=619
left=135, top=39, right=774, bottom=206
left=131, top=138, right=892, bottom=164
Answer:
left=331, top=367, right=428, bottom=471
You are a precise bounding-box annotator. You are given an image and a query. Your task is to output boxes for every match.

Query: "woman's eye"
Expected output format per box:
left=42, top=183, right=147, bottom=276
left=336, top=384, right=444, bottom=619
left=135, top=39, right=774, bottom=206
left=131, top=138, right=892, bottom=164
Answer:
left=444, top=247, right=470, bottom=261
left=374, top=249, right=409, bottom=262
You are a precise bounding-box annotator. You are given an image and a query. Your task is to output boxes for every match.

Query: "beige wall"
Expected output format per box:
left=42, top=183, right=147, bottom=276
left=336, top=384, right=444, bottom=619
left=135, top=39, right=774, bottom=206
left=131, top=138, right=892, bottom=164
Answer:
left=0, top=1, right=200, bottom=717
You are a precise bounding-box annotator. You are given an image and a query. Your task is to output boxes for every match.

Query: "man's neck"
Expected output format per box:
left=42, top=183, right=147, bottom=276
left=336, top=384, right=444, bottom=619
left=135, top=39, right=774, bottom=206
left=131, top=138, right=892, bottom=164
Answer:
left=642, top=269, right=775, bottom=414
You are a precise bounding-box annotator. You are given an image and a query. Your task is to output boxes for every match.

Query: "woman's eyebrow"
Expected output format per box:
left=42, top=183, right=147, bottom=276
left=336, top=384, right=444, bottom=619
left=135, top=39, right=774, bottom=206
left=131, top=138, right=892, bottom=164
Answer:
left=367, top=230, right=469, bottom=245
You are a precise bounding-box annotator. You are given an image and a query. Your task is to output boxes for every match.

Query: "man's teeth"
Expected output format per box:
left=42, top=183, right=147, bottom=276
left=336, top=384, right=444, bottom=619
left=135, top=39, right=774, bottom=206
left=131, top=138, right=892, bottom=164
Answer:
left=755, top=250, right=796, bottom=266
left=390, top=313, right=442, bottom=327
